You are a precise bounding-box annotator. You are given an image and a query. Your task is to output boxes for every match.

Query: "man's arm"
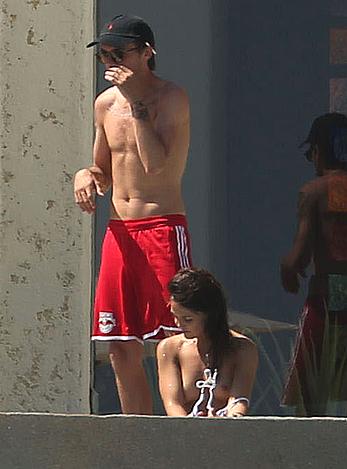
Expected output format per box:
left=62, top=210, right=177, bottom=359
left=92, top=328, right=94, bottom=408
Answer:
left=74, top=94, right=112, bottom=213
left=225, top=339, right=258, bottom=417
left=281, top=188, right=316, bottom=293
left=156, top=338, right=188, bottom=416
left=104, top=66, right=189, bottom=174
left=131, top=86, right=190, bottom=174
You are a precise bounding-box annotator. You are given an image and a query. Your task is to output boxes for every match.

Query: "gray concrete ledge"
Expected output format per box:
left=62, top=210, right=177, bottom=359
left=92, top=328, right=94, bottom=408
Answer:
left=0, top=413, right=346, bottom=469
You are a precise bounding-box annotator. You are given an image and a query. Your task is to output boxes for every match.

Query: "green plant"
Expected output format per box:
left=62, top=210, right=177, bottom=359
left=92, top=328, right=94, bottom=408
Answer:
left=297, top=310, right=347, bottom=416
left=244, top=309, right=347, bottom=417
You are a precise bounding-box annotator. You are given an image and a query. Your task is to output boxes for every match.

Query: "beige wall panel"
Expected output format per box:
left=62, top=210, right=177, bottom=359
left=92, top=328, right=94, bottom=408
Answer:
left=0, top=0, right=94, bottom=412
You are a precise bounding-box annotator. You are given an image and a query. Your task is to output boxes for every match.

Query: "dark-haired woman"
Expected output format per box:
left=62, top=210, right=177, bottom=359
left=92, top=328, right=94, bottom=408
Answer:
left=157, top=268, right=258, bottom=417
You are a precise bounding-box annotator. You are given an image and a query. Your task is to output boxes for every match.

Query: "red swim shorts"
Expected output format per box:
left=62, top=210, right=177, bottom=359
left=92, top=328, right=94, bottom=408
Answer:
left=92, top=214, right=192, bottom=343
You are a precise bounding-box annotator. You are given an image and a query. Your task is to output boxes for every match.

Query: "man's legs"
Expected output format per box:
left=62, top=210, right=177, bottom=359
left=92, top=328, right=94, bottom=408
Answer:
left=109, top=340, right=153, bottom=414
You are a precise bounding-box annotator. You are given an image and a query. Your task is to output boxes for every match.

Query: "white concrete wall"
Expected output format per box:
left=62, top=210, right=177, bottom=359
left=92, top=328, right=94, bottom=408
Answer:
left=0, top=0, right=94, bottom=412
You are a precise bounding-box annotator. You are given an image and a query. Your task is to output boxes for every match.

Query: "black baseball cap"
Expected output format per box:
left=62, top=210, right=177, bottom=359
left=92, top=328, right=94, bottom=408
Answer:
left=300, top=112, right=347, bottom=166
left=299, top=112, right=347, bottom=148
left=86, top=14, right=155, bottom=49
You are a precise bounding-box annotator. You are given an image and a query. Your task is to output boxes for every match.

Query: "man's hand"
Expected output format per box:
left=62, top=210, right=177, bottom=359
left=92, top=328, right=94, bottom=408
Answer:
left=280, top=259, right=301, bottom=294
left=74, top=168, right=106, bottom=214
left=104, top=66, right=138, bottom=101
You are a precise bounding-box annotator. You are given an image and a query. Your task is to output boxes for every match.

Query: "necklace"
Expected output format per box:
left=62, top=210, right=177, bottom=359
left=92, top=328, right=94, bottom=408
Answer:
left=203, top=349, right=214, bottom=369
left=194, top=338, right=212, bottom=368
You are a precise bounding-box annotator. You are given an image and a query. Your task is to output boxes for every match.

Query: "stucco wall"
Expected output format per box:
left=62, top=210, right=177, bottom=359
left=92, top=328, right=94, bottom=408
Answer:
left=1, top=413, right=346, bottom=469
left=0, top=1, right=94, bottom=412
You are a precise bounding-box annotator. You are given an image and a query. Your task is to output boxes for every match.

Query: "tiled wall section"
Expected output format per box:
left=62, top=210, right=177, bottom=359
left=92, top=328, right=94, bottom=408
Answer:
left=330, top=7, right=347, bottom=112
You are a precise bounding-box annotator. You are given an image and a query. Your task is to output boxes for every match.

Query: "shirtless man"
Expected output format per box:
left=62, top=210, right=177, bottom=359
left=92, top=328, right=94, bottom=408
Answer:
left=74, top=15, right=192, bottom=415
left=157, top=269, right=258, bottom=417
left=281, top=113, right=347, bottom=415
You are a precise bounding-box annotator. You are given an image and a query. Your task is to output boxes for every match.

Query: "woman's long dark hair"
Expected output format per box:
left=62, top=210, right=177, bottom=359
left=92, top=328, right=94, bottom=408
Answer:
left=168, top=268, right=232, bottom=370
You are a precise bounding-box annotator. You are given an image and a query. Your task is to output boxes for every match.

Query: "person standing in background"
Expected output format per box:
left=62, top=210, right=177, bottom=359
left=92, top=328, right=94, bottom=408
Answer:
left=281, top=113, right=347, bottom=416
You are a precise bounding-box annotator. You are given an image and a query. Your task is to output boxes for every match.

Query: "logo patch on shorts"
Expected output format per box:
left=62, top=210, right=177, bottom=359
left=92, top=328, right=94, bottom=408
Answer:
left=99, top=312, right=116, bottom=334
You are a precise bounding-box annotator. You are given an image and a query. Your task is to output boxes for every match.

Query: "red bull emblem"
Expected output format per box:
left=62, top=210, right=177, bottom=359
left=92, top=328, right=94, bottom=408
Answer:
left=99, top=312, right=116, bottom=334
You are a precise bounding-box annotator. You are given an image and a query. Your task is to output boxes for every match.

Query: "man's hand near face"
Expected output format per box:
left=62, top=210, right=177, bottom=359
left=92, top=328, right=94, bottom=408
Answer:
left=104, top=65, right=138, bottom=101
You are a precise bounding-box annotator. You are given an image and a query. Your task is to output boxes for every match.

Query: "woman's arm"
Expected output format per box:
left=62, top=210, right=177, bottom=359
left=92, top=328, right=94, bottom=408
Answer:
left=226, top=338, right=258, bottom=417
left=156, top=338, right=188, bottom=416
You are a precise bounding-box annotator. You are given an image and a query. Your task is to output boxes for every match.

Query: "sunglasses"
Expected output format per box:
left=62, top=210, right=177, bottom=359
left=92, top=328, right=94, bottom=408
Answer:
left=95, top=46, right=141, bottom=64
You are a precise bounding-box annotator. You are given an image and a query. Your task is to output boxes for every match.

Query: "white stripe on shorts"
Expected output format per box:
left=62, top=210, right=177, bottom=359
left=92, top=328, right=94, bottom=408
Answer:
left=175, top=225, right=190, bottom=269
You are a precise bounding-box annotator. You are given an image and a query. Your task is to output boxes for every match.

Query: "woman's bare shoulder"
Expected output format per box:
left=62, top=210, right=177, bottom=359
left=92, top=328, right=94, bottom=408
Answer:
left=230, top=330, right=258, bottom=357
left=156, top=334, right=186, bottom=356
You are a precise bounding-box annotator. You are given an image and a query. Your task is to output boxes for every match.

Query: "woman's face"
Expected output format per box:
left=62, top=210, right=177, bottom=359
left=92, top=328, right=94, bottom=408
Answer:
left=170, top=300, right=205, bottom=339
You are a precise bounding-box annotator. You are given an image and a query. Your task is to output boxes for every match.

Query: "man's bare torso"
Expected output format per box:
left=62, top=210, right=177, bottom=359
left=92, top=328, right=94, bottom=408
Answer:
left=99, top=77, right=189, bottom=220
left=300, top=171, right=347, bottom=274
